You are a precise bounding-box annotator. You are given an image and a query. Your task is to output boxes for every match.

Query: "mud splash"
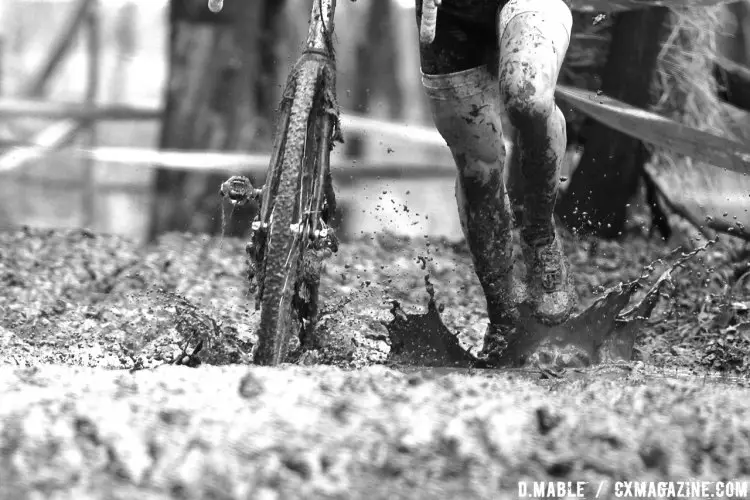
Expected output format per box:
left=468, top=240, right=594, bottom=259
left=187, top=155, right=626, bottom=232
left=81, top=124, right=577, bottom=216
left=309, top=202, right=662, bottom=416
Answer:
left=385, top=243, right=713, bottom=370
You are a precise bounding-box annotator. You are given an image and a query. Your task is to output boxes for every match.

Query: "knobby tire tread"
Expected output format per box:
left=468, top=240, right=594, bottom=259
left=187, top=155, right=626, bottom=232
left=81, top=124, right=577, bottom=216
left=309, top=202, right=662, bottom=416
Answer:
left=255, top=68, right=318, bottom=366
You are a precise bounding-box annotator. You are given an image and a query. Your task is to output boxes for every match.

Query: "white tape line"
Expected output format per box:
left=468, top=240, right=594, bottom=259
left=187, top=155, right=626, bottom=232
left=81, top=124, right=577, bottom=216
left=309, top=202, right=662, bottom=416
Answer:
left=556, top=84, right=750, bottom=175
left=0, top=141, right=455, bottom=177
left=339, top=114, right=446, bottom=147
left=0, top=109, right=451, bottom=174
left=0, top=99, right=447, bottom=146
left=81, top=146, right=456, bottom=176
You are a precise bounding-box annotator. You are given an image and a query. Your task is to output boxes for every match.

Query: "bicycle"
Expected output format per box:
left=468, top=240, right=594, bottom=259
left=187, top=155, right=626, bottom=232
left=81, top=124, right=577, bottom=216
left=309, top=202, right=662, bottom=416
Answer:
left=216, top=0, right=440, bottom=366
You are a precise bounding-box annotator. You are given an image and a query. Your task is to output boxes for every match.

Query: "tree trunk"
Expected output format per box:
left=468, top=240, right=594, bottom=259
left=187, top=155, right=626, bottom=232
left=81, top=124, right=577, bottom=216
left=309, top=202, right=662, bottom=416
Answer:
left=147, top=0, right=287, bottom=241
left=557, top=8, right=670, bottom=238
left=715, top=0, right=750, bottom=111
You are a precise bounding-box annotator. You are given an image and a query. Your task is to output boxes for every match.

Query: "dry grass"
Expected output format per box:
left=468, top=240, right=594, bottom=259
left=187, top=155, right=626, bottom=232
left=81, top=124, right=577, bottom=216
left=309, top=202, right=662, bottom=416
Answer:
left=652, top=7, right=728, bottom=132
left=648, top=6, right=750, bottom=235
left=563, top=6, right=732, bottom=136
left=650, top=7, right=734, bottom=177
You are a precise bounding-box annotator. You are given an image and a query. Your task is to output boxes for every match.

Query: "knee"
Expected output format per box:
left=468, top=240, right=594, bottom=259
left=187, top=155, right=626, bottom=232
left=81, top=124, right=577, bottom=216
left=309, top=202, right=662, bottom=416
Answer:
left=428, top=97, right=502, bottom=164
left=422, top=71, right=503, bottom=164
left=500, top=70, right=557, bottom=130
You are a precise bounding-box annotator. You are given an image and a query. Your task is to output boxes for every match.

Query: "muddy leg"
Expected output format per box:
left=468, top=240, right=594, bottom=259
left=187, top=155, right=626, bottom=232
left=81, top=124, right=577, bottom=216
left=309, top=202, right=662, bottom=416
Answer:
left=454, top=161, right=518, bottom=325
left=497, top=0, right=576, bottom=324
left=423, top=68, right=519, bottom=326
left=501, top=116, right=524, bottom=227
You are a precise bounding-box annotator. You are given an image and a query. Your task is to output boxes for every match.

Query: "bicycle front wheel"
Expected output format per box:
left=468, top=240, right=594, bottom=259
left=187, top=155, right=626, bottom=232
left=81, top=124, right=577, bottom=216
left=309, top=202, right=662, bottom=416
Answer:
left=254, top=68, right=319, bottom=366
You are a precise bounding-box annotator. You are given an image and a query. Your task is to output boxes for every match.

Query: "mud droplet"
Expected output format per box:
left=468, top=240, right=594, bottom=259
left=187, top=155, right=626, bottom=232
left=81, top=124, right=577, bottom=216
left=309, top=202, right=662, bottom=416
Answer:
left=536, top=406, right=562, bottom=435
left=238, top=372, right=264, bottom=399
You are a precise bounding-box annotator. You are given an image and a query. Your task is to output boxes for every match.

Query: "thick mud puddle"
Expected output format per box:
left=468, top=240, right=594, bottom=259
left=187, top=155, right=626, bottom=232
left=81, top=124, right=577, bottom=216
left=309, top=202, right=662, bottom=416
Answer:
left=385, top=243, right=712, bottom=371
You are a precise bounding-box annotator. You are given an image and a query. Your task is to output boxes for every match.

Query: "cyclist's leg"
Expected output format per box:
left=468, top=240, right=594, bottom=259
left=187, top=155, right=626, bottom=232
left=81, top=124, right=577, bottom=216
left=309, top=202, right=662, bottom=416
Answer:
left=503, top=120, right=524, bottom=227
left=497, top=0, right=575, bottom=323
left=416, top=1, right=521, bottom=328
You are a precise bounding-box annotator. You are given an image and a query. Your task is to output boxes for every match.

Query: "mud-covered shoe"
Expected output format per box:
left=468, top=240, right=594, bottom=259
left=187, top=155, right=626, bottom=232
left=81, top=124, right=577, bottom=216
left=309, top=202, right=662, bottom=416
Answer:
left=477, top=321, right=512, bottom=363
left=521, top=233, right=575, bottom=324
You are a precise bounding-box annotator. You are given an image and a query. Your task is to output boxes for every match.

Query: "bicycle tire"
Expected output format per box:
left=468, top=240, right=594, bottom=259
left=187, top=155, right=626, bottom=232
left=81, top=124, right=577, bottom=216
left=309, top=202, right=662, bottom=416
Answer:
left=296, top=103, right=338, bottom=350
left=254, top=67, right=319, bottom=366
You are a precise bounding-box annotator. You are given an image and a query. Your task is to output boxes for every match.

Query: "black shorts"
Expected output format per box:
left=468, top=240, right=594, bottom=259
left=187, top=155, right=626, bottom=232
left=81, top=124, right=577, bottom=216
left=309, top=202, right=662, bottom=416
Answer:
left=414, top=0, right=507, bottom=76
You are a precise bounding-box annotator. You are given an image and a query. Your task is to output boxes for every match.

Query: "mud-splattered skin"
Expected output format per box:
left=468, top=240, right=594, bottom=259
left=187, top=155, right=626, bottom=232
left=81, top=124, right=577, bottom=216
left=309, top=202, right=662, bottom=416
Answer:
left=421, top=66, right=520, bottom=326
left=417, top=0, right=575, bottom=351
left=458, top=164, right=517, bottom=325
left=497, top=10, right=570, bottom=245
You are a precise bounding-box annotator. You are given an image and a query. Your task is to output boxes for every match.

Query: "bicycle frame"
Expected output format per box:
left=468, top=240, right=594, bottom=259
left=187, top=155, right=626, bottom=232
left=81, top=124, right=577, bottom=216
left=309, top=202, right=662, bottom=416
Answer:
left=307, top=0, right=337, bottom=57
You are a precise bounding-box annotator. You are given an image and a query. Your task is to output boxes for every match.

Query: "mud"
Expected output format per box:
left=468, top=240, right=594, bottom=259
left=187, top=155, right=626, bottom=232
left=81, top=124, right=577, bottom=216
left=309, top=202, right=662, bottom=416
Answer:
left=2, top=227, right=750, bottom=498
left=384, top=243, right=709, bottom=371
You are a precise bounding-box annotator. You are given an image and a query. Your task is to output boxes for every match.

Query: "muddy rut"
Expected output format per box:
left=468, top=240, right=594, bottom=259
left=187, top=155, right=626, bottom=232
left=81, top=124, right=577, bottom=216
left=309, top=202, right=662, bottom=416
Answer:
left=1, top=227, right=750, bottom=498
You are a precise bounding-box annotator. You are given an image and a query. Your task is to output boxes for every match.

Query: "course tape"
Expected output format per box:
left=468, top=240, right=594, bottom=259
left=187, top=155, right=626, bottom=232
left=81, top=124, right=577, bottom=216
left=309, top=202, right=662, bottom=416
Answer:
left=555, top=84, right=750, bottom=175
left=0, top=106, right=451, bottom=174
left=568, top=0, right=737, bottom=12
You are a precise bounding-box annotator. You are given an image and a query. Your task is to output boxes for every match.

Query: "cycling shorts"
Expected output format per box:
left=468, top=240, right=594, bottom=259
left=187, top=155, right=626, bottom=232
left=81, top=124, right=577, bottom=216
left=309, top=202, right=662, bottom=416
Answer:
left=414, top=0, right=572, bottom=76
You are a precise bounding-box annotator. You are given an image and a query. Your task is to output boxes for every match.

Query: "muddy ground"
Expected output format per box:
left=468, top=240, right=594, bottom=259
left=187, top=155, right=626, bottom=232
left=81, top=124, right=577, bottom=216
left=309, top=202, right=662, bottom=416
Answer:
left=2, top=226, right=750, bottom=499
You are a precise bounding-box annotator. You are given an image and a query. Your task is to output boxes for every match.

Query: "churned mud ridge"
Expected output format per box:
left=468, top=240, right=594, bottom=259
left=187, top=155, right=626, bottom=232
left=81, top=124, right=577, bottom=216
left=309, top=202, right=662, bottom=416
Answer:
left=0, top=227, right=750, bottom=498
left=0, top=230, right=750, bottom=374
left=1, top=227, right=750, bottom=372
left=2, top=364, right=750, bottom=499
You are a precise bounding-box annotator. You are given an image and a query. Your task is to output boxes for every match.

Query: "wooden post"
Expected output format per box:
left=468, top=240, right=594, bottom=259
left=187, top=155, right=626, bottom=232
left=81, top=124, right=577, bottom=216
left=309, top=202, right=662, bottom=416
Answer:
left=2, top=0, right=95, bottom=229
left=0, top=36, right=4, bottom=97
left=148, top=0, right=289, bottom=240
left=27, top=0, right=94, bottom=98
left=81, top=0, right=100, bottom=229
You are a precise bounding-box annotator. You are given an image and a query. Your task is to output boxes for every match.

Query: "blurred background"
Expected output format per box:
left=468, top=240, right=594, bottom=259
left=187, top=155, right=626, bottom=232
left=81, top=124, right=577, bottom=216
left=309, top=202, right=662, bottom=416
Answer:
left=0, top=0, right=749, bottom=245
left=0, top=0, right=462, bottom=243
